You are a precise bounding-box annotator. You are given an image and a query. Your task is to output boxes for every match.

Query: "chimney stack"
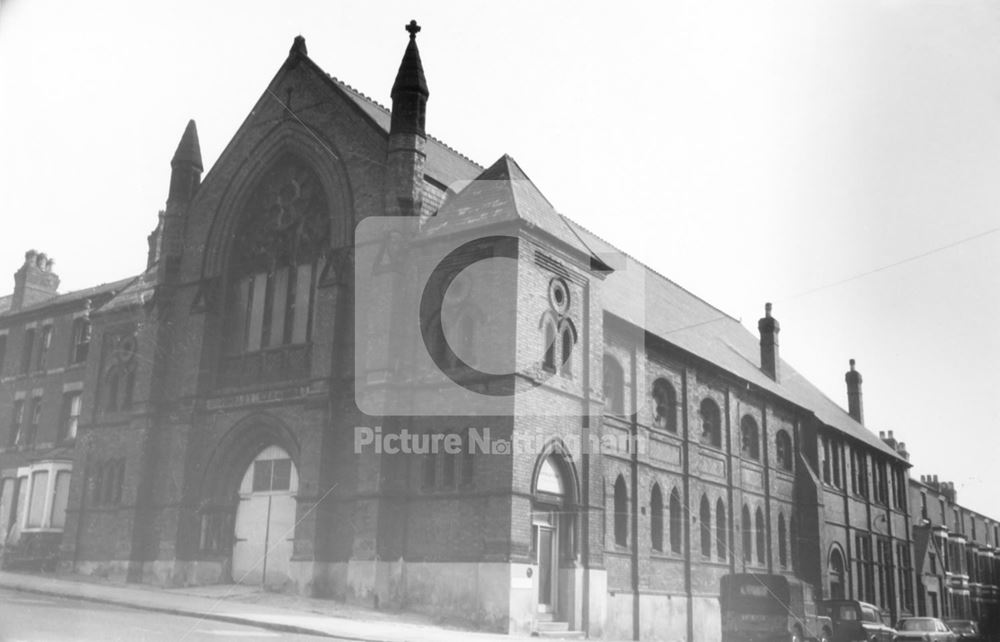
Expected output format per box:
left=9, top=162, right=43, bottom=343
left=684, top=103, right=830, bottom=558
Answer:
left=845, top=359, right=864, bottom=424
left=758, top=302, right=780, bottom=381
left=11, top=249, right=60, bottom=311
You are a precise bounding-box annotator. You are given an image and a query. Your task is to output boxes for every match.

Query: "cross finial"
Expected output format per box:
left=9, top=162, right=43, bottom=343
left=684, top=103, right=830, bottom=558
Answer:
left=406, top=20, right=421, bottom=39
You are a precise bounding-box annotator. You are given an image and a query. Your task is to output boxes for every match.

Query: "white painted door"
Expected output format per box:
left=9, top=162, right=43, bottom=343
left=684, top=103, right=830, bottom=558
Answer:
left=231, top=446, right=298, bottom=588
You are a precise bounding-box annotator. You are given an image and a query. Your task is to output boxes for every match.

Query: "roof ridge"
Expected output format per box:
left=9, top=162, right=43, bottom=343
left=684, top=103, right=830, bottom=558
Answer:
left=558, top=214, right=741, bottom=324
left=326, top=74, right=482, bottom=171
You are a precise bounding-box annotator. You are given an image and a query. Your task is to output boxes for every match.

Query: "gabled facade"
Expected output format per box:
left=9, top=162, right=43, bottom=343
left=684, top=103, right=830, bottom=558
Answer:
left=0, top=23, right=996, bottom=642
left=909, top=473, right=1000, bottom=627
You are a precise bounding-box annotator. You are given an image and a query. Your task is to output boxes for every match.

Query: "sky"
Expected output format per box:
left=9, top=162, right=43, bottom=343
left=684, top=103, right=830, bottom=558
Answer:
left=1, top=0, right=998, bottom=516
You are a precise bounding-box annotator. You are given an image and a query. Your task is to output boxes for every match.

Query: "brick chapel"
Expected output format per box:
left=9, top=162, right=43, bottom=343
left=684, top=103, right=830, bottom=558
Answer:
left=0, top=22, right=997, bottom=641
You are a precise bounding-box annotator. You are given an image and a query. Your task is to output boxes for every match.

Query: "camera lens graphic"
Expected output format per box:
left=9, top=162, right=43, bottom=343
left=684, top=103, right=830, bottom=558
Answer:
left=418, top=235, right=558, bottom=395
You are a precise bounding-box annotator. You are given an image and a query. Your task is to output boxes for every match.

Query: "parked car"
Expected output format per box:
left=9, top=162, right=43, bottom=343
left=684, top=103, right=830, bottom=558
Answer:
left=895, top=617, right=957, bottom=642
left=820, top=600, right=896, bottom=642
left=944, top=620, right=981, bottom=642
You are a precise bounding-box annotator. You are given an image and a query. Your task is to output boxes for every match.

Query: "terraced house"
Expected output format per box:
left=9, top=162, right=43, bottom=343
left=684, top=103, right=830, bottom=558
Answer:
left=0, top=23, right=997, bottom=641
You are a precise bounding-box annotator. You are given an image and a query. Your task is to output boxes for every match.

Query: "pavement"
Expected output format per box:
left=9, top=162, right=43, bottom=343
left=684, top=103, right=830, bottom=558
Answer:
left=0, top=570, right=546, bottom=641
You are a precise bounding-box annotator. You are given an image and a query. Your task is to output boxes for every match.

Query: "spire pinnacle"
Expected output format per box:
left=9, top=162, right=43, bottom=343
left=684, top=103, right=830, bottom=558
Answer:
left=406, top=20, right=421, bottom=39
left=172, top=119, right=203, bottom=172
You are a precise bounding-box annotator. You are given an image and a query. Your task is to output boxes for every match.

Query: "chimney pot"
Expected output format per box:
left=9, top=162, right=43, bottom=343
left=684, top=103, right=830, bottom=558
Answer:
left=845, top=359, right=864, bottom=424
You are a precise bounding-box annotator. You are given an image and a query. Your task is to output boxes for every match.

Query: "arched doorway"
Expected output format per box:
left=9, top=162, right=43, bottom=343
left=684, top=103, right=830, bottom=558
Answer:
left=532, top=452, right=576, bottom=617
left=231, top=445, right=299, bottom=588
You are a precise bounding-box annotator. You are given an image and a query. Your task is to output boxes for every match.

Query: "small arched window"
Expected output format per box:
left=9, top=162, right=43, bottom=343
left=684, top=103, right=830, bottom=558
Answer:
left=560, top=322, right=575, bottom=376
left=778, top=512, right=787, bottom=567
left=775, top=430, right=793, bottom=471
left=716, top=498, right=727, bottom=560
left=669, top=488, right=682, bottom=553
left=829, top=547, right=846, bottom=599
left=740, top=415, right=760, bottom=460
left=742, top=505, right=752, bottom=562
left=755, top=507, right=766, bottom=565
left=699, top=495, right=711, bottom=558
left=614, top=475, right=628, bottom=547
left=543, top=319, right=557, bottom=372
left=651, top=483, right=664, bottom=552
left=652, top=378, right=677, bottom=432
left=604, top=356, right=625, bottom=415
left=700, top=398, right=722, bottom=447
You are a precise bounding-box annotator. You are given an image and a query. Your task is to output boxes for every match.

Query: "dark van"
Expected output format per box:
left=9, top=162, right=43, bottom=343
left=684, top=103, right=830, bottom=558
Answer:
left=721, top=573, right=832, bottom=642
left=821, top=600, right=896, bottom=642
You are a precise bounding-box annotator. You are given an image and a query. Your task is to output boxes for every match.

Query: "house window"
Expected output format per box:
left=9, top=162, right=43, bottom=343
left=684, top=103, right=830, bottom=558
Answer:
left=669, top=488, right=682, bottom=553
left=716, top=498, right=727, bottom=560
left=651, top=378, right=677, bottom=432
left=71, top=318, right=91, bottom=364
left=650, top=483, right=663, bottom=552
left=742, top=505, right=752, bottom=562
left=36, top=325, right=53, bottom=371
left=20, top=327, right=35, bottom=374
left=755, top=507, right=766, bottom=564
left=699, top=496, right=712, bottom=558
left=856, top=450, right=869, bottom=497
left=26, top=470, right=48, bottom=528
left=699, top=398, right=721, bottom=448
left=603, top=356, right=625, bottom=415
left=50, top=470, right=71, bottom=529
left=7, top=399, right=24, bottom=447
left=775, top=430, right=793, bottom=471
left=13, top=462, right=73, bottom=532
left=778, top=512, right=787, bottom=567
left=613, top=475, right=628, bottom=547
left=59, top=392, right=82, bottom=442
left=0, top=477, right=14, bottom=538
left=27, top=396, right=42, bottom=445
left=740, top=415, right=760, bottom=460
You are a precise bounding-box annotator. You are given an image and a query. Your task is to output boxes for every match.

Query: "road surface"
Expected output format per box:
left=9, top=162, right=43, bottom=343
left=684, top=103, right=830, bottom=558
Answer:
left=0, top=587, right=345, bottom=641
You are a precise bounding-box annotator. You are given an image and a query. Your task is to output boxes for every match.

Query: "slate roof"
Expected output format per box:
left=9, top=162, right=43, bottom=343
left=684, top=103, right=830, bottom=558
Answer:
left=419, top=155, right=597, bottom=258
left=563, top=219, right=905, bottom=461
left=0, top=278, right=136, bottom=320
left=325, top=74, right=482, bottom=186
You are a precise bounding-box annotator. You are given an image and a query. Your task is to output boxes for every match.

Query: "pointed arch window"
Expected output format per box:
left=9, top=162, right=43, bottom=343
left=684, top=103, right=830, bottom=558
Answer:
left=222, top=157, right=329, bottom=386
left=716, top=498, right=727, bottom=560
left=652, top=378, right=678, bottom=432
left=542, top=318, right=557, bottom=372
left=603, top=356, right=625, bottom=415
left=651, top=483, right=664, bottom=552
left=613, top=475, right=628, bottom=547
left=699, top=495, right=711, bottom=558
left=740, top=415, right=760, bottom=460
left=775, top=430, right=793, bottom=471
left=778, top=512, right=787, bottom=567
left=700, top=398, right=722, bottom=447
left=755, top=507, right=766, bottom=565
left=669, top=488, right=682, bottom=553
left=742, top=505, right=752, bottom=562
